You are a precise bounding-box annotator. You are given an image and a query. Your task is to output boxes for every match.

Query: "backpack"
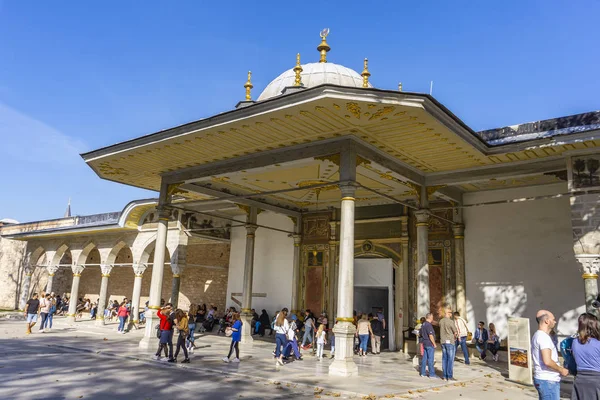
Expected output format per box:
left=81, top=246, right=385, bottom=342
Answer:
left=155, top=323, right=161, bottom=339
left=559, top=336, right=577, bottom=376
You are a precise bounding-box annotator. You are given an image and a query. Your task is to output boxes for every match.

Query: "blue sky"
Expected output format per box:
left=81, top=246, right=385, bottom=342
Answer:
left=1, top=1, right=599, bottom=222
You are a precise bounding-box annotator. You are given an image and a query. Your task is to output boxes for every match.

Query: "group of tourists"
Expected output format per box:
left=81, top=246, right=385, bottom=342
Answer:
left=24, top=291, right=60, bottom=334
left=416, top=309, right=500, bottom=381
left=532, top=309, right=600, bottom=400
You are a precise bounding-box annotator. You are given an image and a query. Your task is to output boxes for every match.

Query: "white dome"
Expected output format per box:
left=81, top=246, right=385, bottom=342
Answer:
left=257, top=62, right=372, bottom=101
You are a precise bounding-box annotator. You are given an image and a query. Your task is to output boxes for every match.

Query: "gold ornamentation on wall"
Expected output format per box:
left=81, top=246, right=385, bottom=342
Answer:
left=346, top=102, right=362, bottom=119
left=368, top=106, right=395, bottom=121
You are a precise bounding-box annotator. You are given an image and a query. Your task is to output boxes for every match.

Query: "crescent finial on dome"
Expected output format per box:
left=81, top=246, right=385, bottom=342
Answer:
left=244, top=71, right=253, bottom=101
left=361, top=58, right=371, bottom=88
left=317, top=28, right=331, bottom=63
left=293, top=53, right=303, bottom=87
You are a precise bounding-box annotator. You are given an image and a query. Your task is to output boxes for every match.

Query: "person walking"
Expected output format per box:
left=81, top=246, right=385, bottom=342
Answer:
left=45, top=295, right=57, bottom=331
left=284, top=315, right=303, bottom=361
left=439, top=308, right=458, bottom=381
left=316, top=324, right=327, bottom=361
left=370, top=313, right=384, bottom=355
left=222, top=312, right=242, bottom=363
left=154, top=303, right=175, bottom=362
left=420, top=313, right=438, bottom=379
left=571, top=312, right=600, bottom=399
left=531, top=309, right=569, bottom=400
left=453, top=311, right=470, bottom=365
left=273, top=308, right=289, bottom=366
left=356, top=313, right=373, bottom=357
left=473, top=321, right=489, bottom=360
left=24, top=293, right=40, bottom=335
left=301, top=310, right=315, bottom=349
left=186, top=304, right=198, bottom=353
left=39, top=293, right=52, bottom=333
left=116, top=301, right=129, bottom=333
left=487, top=323, right=501, bottom=362
left=173, top=309, right=190, bottom=363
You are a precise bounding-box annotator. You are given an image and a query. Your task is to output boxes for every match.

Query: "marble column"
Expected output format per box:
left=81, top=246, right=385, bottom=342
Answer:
left=576, top=255, right=600, bottom=316
left=415, top=209, right=430, bottom=320
left=401, top=240, right=409, bottom=353
left=329, top=177, right=358, bottom=376
left=45, top=266, right=60, bottom=293
left=130, top=264, right=148, bottom=324
left=328, top=220, right=338, bottom=323
left=453, top=223, right=467, bottom=318
left=170, top=264, right=183, bottom=308
left=66, top=265, right=85, bottom=323
left=291, top=232, right=302, bottom=314
left=95, top=264, right=113, bottom=326
left=394, top=240, right=407, bottom=352
left=18, top=265, right=33, bottom=310
left=240, top=207, right=258, bottom=345
left=140, top=207, right=170, bottom=348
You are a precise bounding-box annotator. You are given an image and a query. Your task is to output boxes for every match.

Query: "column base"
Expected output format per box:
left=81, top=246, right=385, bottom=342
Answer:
left=139, top=309, right=160, bottom=349
left=328, top=322, right=358, bottom=377
left=240, top=313, right=254, bottom=345
left=95, top=317, right=105, bottom=326
left=66, top=314, right=76, bottom=324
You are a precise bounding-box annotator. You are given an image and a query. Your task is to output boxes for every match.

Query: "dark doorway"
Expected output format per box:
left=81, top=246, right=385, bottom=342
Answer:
left=354, top=286, right=390, bottom=350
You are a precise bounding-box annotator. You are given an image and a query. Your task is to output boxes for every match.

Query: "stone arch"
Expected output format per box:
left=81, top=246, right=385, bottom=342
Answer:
left=346, top=242, right=402, bottom=268
left=75, top=240, right=97, bottom=266
left=29, top=246, right=46, bottom=266
left=51, top=243, right=70, bottom=266
left=106, top=240, right=131, bottom=265
left=138, top=238, right=171, bottom=266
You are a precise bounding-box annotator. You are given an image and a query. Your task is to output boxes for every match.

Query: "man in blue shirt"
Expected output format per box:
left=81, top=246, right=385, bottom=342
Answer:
left=420, top=313, right=439, bottom=378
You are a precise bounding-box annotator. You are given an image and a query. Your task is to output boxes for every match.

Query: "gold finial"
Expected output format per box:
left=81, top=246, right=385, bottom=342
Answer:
left=317, top=28, right=331, bottom=63
left=361, top=58, right=371, bottom=88
left=398, top=82, right=403, bottom=92
left=244, top=71, right=253, bottom=101
left=293, top=53, right=303, bottom=86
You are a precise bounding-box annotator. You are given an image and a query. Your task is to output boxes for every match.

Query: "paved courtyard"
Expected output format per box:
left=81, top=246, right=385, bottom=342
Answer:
left=0, top=315, right=572, bottom=399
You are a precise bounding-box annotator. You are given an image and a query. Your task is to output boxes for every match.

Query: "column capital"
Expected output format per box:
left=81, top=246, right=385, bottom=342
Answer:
left=100, top=264, right=114, bottom=277
left=292, top=234, right=302, bottom=246
left=452, top=223, right=465, bottom=238
left=414, top=209, right=430, bottom=225
left=339, top=183, right=356, bottom=199
left=71, top=265, right=85, bottom=276
left=576, top=254, right=600, bottom=279
left=170, top=263, right=184, bottom=276
left=245, top=223, right=258, bottom=236
left=156, top=207, right=171, bottom=221
left=132, top=263, right=148, bottom=277
left=46, top=265, right=60, bottom=276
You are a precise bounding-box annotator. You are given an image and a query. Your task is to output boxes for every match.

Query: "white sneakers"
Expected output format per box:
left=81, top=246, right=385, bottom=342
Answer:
left=232, top=358, right=240, bottom=363
left=493, top=354, right=499, bottom=362
left=222, top=357, right=230, bottom=363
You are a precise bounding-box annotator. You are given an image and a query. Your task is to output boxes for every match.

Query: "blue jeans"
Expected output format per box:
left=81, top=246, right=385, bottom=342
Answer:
left=359, top=334, right=369, bottom=353
left=476, top=341, right=487, bottom=359
left=46, top=314, right=53, bottom=329
left=118, top=316, right=127, bottom=331
left=187, top=323, right=196, bottom=346
left=533, top=378, right=560, bottom=400
left=275, top=333, right=287, bottom=358
left=441, top=343, right=456, bottom=379
left=455, top=336, right=470, bottom=364
left=302, top=327, right=313, bottom=346
left=420, top=346, right=436, bottom=377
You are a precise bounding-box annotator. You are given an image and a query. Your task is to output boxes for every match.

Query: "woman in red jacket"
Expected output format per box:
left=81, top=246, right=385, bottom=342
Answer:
left=117, top=301, right=129, bottom=333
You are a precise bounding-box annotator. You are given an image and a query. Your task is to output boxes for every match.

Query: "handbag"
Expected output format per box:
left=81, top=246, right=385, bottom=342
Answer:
left=225, top=326, right=233, bottom=337
left=155, top=324, right=161, bottom=339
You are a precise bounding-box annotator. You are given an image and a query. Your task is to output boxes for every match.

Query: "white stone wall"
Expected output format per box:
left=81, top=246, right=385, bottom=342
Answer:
left=226, top=211, right=294, bottom=315
left=463, top=182, right=584, bottom=341
left=0, top=236, right=28, bottom=309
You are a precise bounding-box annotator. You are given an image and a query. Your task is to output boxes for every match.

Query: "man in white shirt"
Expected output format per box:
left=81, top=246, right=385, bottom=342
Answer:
left=453, top=311, right=470, bottom=365
left=531, top=309, right=568, bottom=400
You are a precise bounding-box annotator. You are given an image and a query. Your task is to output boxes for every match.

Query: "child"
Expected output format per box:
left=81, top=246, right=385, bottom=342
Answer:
left=223, top=312, right=242, bottom=363
left=316, top=324, right=327, bottom=360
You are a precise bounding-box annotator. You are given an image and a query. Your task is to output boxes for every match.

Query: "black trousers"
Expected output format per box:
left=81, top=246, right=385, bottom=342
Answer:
left=174, top=333, right=188, bottom=359
left=227, top=341, right=239, bottom=359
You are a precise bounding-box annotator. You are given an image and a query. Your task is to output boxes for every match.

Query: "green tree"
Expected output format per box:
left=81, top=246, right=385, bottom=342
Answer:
left=586, top=158, right=600, bottom=186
